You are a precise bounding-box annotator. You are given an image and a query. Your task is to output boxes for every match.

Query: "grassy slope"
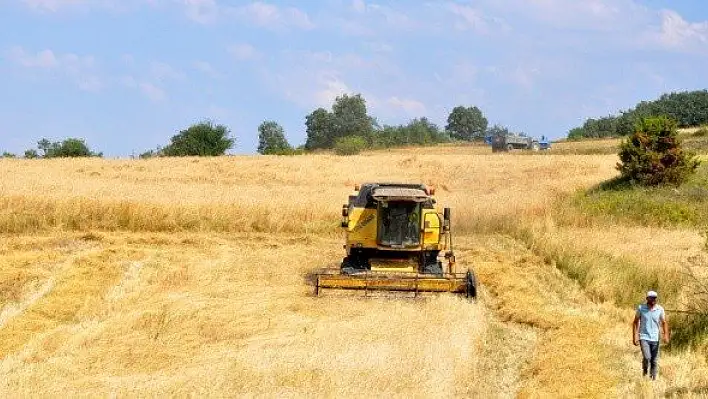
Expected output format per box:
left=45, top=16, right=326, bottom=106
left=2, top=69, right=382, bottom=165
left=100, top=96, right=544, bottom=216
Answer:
left=1, top=137, right=708, bottom=396
left=573, top=165, right=708, bottom=229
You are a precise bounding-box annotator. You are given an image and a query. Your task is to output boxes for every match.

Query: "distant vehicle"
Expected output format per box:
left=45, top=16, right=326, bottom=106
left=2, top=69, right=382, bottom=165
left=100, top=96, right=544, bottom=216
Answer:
left=490, top=133, right=551, bottom=152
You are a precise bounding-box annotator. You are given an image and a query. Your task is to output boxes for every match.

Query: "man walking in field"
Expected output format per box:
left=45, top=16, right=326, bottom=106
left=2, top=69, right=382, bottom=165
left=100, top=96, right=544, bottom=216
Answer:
left=632, top=291, right=669, bottom=380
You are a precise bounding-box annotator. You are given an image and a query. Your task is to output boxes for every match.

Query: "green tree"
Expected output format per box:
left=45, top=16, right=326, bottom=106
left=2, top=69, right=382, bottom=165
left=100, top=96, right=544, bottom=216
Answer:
left=138, top=147, right=162, bottom=159
left=37, top=138, right=52, bottom=157
left=567, top=127, right=585, bottom=140
left=162, top=120, right=235, bottom=156
left=304, top=93, right=375, bottom=150
left=446, top=105, right=488, bottom=141
left=32, top=138, right=102, bottom=158
left=331, top=93, right=374, bottom=144
left=486, top=124, right=511, bottom=138
left=567, top=90, right=708, bottom=139
left=1, top=152, right=16, bottom=158
left=616, top=116, right=700, bottom=186
left=334, top=135, right=367, bottom=155
left=50, top=138, right=101, bottom=157
left=258, top=121, right=292, bottom=155
left=24, top=149, right=39, bottom=159
left=372, top=117, right=449, bottom=149
left=305, top=108, right=335, bottom=150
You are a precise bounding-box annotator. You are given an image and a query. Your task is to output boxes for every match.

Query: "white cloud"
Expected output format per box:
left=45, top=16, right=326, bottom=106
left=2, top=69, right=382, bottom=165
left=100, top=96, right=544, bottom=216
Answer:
left=121, top=54, right=136, bottom=66
left=656, top=10, right=708, bottom=53
left=150, top=61, right=185, bottom=81
left=313, top=75, right=352, bottom=107
left=385, top=96, right=427, bottom=116
left=9, top=47, right=59, bottom=68
left=117, top=56, right=187, bottom=101
left=181, top=0, right=218, bottom=23
left=192, top=60, right=221, bottom=78
left=352, top=0, right=366, bottom=13
left=447, top=4, right=489, bottom=33
left=258, top=48, right=430, bottom=123
left=21, top=0, right=157, bottom=13
left=509, top=64, right=540, bottom=90
left=139, top=82, right=167, bottom=102
left=77, top=76, right=103, bottom=92
left=123, top=76, right=166, bottom=102
left=231, top=2, right=314, bottom=31
left=22, top=0, right=87, bottom=12
left=364, top=41, right=394, bottom=53
left=479, top=0, right=634, bottom=30
left=6, top=46, right=102, bottom=91
left=228, top=43, right=260, bottom=61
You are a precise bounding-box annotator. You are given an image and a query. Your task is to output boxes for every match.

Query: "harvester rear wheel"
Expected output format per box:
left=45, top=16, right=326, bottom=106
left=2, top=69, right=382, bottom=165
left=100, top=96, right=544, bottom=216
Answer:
left=465, top=269, right=477, bottom=299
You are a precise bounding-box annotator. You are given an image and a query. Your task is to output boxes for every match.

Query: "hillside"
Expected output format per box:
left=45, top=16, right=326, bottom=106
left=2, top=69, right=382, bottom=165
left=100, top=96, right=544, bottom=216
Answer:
left=0, top=140, right=707, bottom=397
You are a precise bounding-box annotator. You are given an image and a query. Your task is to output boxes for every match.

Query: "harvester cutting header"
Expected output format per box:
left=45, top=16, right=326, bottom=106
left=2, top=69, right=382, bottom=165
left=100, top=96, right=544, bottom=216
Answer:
left=314, top=182, right=477, bottom=299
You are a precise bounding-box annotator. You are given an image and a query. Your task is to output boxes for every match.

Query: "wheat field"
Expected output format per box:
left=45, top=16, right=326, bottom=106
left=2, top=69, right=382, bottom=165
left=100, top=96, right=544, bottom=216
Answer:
left=0, top=147, right=707, bottom=397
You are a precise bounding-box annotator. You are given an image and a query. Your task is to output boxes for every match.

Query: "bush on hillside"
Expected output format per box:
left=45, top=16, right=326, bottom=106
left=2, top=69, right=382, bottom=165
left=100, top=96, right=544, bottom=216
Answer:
left=616, top=116, right=700, bottom=186
left=334, top=136, right=367, bottom=155
left=28, top=138, right=103, bottom=158
left=373, top=118, right=449, bottom=148
left=161, top=121, right=235, bottom=157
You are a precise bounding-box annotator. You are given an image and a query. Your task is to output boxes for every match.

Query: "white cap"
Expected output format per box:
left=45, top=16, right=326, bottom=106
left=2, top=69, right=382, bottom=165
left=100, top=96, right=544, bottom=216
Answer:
left=647, top=290, right=658, bottom=298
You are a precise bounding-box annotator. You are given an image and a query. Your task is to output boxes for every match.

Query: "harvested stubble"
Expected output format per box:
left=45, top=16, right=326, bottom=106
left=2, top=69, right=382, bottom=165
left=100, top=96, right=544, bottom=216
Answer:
left=1, top=146, right=707, bottom=397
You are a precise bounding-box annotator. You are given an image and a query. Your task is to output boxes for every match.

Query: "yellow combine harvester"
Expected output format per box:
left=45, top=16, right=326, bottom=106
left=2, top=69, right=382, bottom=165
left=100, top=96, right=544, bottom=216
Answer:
left=315, top=182, right=477, bottom=299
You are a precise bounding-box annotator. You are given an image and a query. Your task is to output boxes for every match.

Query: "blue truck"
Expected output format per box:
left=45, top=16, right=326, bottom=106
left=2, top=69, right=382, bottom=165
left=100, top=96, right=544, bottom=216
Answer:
left=486, top=133, right=551, bottom=152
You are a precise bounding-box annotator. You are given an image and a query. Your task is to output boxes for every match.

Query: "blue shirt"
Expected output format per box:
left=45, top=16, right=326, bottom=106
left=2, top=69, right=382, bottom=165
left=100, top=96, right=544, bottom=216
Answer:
left=636, top=304, right=665, bottom=341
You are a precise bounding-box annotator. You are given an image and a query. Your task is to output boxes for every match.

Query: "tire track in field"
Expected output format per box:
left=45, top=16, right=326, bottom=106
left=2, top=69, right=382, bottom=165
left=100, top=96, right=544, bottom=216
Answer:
left=0, top=246, right=102, bottom=330
left=457, top=234, right=631, bottom=398
left=0, top=279, right=55, bottom=329
left=0, top=245, right=124, bottom=359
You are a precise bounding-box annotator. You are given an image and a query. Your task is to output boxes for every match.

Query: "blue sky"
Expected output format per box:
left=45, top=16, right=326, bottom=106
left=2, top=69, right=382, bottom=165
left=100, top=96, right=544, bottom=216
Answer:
left=1, top=0, right=707, bottom=157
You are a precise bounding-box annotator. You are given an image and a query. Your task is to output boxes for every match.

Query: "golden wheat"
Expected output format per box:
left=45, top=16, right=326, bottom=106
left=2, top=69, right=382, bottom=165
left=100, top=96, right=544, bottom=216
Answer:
left=0, top=145, right=706, bottom=397
left=0, top=153, right=618, bottom=235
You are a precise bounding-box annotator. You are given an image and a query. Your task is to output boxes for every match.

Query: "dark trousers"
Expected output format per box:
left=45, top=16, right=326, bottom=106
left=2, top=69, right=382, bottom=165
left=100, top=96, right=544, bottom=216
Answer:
left=640, top=339, right=660, bottom=379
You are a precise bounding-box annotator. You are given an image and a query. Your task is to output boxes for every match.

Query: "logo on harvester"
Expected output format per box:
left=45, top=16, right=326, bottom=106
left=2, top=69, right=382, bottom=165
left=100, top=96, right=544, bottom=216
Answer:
left=352, top=213, right=375, bottom=232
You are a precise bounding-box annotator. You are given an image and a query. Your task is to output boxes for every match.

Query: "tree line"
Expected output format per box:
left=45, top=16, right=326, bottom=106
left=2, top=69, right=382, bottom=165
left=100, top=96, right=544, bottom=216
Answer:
left=259, top=93, right=498, bottom=155
left=567, top=90, right=708, bottom=140
left=0, top=93, right=521, bottom=158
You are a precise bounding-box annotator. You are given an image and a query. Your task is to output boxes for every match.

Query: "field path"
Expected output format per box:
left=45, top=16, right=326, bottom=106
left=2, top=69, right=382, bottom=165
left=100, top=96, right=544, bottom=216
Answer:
left=0, top=279, right=55, bottom=329
left=458, top=234, right=638, bottom=398
left=1, top=232, right=701, bottom=397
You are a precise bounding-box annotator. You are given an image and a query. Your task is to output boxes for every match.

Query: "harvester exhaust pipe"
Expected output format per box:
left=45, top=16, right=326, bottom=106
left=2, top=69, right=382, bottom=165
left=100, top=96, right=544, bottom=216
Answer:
left=443, top=207, right=455, bottom=274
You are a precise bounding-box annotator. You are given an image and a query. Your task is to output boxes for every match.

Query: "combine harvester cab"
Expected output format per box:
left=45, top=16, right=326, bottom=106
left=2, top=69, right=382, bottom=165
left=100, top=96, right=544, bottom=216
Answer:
left=314, top=183, right=477, bottom=300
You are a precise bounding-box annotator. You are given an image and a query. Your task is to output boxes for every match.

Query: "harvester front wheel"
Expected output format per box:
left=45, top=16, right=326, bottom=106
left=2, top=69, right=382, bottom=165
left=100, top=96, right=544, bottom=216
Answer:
left=465, top=269, right=477, bottom=299
left=422, top=251, right=443, bottom=275
left=341, top=255, right=369, bottom=274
